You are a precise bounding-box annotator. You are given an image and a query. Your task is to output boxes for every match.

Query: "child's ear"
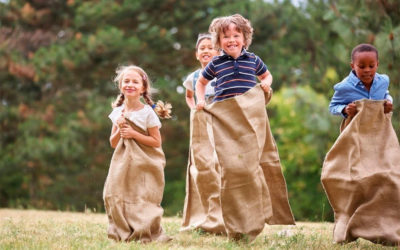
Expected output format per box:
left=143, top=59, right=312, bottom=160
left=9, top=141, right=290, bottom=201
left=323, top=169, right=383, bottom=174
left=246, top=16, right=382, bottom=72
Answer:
left=350, top=61, right=354, bottom=70
left=195, top=51, right=199, bottom=61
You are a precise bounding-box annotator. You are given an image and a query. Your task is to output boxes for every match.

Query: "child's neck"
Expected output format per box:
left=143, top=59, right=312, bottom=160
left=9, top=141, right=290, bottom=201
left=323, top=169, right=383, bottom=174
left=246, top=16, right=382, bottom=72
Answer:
left=362, top=82, right=372, bottom=91
left=124, top=98, right=143, bottom=112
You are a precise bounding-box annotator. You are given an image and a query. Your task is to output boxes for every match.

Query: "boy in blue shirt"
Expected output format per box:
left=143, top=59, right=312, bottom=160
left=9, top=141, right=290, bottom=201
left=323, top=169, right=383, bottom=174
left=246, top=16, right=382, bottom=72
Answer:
left=195, top=14, right=272, bottom=108
left=329, top=43, right=393, bottom=117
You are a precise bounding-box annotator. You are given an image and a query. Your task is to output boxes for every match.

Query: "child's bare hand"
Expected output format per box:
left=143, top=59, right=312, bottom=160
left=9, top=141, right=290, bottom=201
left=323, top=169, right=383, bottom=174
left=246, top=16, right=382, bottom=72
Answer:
left=344, top=103, right=357, bottom=117
left=119, top=125, right=136, bottom=139
left=384, top=101, right=393, bottom=113
left=260, top=83, right=271, bottom=93
left=116, top=115, right=126, bottom=128
left=196, top=100, right=205, bottom=111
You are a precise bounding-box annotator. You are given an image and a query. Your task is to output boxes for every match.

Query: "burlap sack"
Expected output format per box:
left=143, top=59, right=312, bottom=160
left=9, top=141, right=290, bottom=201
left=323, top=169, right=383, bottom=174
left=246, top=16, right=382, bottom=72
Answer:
left=181, top=109, right=225, bottom=234
left=190, top=85, right=294, bottom=241
left=321, top=99, right=400, bottom=246
left=103, top=119, right=167, bottom=243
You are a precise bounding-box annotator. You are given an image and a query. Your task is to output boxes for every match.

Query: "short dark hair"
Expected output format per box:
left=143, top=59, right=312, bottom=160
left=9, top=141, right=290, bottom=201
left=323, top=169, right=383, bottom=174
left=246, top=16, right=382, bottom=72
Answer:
left=351, top=43, right=378, bottom=62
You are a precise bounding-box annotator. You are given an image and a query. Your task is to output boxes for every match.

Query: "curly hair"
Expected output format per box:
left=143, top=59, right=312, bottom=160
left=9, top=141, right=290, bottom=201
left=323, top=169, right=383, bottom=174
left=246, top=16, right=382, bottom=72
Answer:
left=209, top=14, right=253, bottom=50
left=111, top=65, right=172, bottom=119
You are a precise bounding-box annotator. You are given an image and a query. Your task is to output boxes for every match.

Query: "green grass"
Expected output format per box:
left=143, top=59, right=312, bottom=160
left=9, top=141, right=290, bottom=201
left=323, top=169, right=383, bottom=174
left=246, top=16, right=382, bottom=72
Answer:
left=0, top=209, right=396, bottom=249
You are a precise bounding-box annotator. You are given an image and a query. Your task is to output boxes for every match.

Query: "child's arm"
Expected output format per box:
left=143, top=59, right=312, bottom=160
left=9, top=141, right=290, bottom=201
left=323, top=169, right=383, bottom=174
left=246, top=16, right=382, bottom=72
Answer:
left=384, top=101, right=393, bottom=113
left=343, top=103, right=357, bottom=117
left=384, top=91, right=393, bottom=113
left=119, top=124, right=161, bottom=147
left=257, top=70, right=272, bottom=93
left=195, top=75, right=209, bottom=110
left=185, top=89, right=195, bottom=109
left=110, top=124, right=121, bottom=148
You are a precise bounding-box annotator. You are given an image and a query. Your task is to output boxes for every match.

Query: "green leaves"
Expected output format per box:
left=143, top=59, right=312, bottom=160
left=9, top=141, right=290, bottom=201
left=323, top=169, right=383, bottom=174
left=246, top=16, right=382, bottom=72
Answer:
left=269, top=86, right=338, bottom=220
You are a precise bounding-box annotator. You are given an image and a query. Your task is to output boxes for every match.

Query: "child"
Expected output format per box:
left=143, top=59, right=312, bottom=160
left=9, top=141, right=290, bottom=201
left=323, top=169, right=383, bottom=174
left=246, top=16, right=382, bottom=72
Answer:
left=329, top=43, right=393, bottom=118
left=181, top=33, right=225, bottom=234
left=183, top=33, right=218, bottom=108
left=194, top=14, right=295, bottom=241
left=196, top=14, right=272, bottom=108
left=322, top=44, right=400, bottom=246
left=103, top=65, right=172, bottom=243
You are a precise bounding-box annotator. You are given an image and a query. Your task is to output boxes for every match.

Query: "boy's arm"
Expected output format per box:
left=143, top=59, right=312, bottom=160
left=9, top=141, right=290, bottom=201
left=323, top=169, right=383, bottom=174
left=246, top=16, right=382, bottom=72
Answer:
left=195, top=75, right=209, bottom=110
left=385, top=91, right=393, bottom=103
left=329, top=87, right=349, bottom=117
left=384, top=90, right=393, bottom=113
left=257, top=70, right=272, bottom=93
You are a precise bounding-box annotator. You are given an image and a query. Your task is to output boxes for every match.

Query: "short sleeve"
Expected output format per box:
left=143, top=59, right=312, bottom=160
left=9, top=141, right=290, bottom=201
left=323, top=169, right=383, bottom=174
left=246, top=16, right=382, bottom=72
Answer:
left=147, top=107, right=162, bottom=128
left=182, top=72, right=195, bottom=91
left=202, top=61, right=215, bottom=80
left=255, top=55, right=267, bottom=76
left=108, top=106, right=123, bottom=125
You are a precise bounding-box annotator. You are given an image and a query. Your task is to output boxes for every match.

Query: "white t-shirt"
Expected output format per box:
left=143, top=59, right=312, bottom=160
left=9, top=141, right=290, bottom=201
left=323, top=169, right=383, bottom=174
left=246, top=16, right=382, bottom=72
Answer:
left=108, top=104, right=161, bottom=131
left=183, top=69, right=215, bottom=97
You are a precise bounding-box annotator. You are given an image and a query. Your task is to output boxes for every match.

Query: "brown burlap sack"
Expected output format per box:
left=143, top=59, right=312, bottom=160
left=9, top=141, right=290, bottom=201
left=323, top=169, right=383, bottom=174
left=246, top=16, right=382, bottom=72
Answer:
left=103, top=119, right=167, bottom=243
left=321, top=99, right=400, bottom=246
left=190, top=85, right=294, bottom=241
left=181, top=110, right=225, bottom=234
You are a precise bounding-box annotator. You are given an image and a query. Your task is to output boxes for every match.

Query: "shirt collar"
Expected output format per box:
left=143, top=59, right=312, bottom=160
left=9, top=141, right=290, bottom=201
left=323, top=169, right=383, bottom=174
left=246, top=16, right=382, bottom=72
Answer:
left=220, top=48, right=249, bottom=59
left=348, top=70, right=377, bottom=87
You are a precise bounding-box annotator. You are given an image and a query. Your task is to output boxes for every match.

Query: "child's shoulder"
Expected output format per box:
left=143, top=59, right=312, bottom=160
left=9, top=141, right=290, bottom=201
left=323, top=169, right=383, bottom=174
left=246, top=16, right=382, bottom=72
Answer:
left=333, top=71, right=357, bottom=91
left=333, top=77, right=351, bottom=91
left=184, top=69, right=199, bottom=80
left=375, top=72, right=389, bottom=84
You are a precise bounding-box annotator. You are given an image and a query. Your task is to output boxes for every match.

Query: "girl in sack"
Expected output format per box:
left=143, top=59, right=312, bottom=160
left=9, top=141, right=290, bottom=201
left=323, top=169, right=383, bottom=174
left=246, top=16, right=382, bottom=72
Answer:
left=104, top=65, right=172, bottom=243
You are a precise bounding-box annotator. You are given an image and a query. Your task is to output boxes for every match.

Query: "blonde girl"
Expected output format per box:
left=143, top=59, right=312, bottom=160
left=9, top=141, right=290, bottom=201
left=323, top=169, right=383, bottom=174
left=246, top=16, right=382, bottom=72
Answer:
left=103, top=65, right=171, bottom=243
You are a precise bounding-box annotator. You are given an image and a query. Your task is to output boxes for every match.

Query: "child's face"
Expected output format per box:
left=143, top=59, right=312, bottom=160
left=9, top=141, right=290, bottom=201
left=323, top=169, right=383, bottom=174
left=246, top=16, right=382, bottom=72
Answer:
left=219, top=23, right=245, bottom=59
left=120, top=70, right=144, bottom=99
left=351, top=51, right=379, bottom=85
left=196, top=38, right=218, bottom=68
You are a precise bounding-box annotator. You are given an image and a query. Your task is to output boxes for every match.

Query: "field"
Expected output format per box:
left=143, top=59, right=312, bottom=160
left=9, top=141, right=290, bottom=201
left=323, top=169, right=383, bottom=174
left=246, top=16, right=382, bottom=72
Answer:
left=0, top=209, right=395, bottom=249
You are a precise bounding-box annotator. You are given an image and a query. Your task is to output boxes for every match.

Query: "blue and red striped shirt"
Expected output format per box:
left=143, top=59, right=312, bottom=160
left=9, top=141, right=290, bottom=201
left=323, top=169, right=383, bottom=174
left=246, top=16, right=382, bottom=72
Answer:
left=202, top=49, right=268, bottom=102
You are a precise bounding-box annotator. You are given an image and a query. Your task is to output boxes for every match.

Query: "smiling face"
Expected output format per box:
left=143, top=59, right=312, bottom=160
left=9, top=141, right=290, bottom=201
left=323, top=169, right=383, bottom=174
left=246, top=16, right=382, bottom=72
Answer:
left=120, top=70, right=144, bottom=99
left=219, top=23, right=245, bottom=59
left=351, top=51, right=379, bottom=86
left=196, top=38, right=218, bottom=68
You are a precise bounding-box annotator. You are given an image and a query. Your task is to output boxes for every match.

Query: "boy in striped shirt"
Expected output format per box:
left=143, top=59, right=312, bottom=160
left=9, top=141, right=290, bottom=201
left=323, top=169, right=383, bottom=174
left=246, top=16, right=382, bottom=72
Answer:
left=196, top=14, right=272, bottom=109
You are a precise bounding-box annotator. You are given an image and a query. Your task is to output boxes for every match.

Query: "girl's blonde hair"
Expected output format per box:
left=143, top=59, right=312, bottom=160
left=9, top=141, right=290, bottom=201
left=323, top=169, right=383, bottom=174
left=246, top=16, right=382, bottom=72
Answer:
left=209, top=14, right=253, bottom=51
left=111, top=65, right=172, bottom=119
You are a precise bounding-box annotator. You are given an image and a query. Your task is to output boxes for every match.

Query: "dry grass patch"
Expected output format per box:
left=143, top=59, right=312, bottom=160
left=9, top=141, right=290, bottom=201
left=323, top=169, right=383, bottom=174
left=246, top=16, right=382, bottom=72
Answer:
left=0, top=209, right=396, bottom=249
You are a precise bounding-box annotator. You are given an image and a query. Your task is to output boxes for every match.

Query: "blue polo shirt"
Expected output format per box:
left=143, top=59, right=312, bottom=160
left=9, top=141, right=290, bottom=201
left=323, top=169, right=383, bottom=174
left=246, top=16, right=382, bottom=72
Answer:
left=202, top=49, right=268, bottom=102
left=329, top=71, right=393, bottom=117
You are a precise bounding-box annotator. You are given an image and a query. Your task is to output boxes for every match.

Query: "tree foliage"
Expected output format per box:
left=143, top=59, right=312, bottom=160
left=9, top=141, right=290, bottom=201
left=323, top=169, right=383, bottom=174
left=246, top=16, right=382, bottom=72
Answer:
left=1, top=0, right=399, bottom=220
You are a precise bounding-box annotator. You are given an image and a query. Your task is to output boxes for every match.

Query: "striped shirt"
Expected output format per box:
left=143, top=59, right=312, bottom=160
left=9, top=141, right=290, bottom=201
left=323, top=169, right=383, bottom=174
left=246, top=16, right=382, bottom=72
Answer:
left=202, top=49, right=268, bottom=102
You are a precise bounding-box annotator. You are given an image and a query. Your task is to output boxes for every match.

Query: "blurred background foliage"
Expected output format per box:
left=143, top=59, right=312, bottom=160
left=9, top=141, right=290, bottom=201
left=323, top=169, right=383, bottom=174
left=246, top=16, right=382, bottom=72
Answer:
left=1, top=0, right=399, bottom=221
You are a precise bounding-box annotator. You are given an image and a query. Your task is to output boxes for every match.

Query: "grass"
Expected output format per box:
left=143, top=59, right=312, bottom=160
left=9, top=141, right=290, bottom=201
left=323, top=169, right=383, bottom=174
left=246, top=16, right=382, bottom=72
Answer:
left=0, top=209, right=396, bottom=249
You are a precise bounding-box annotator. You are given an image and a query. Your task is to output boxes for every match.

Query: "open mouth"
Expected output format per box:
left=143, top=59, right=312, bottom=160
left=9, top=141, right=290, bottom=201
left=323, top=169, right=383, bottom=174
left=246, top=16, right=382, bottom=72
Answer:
left=201, top=54, right=211, bottom=60
left=227, top=44, right=237, bottom=49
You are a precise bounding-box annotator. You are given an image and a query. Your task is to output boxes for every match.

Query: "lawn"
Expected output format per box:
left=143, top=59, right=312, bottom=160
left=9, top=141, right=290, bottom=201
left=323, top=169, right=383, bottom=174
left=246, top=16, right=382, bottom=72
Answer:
left=0, top=209, right=395, bottom=249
